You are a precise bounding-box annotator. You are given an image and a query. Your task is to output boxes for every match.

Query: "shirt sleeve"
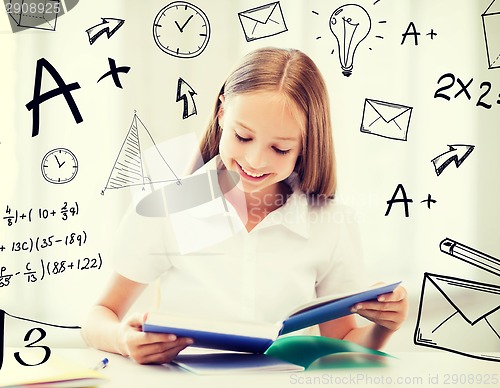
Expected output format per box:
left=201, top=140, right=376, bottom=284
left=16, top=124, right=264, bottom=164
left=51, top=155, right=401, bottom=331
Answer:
left=315, top=203, right=368, bottom=297
left=112, top=202, right=172, bottom=284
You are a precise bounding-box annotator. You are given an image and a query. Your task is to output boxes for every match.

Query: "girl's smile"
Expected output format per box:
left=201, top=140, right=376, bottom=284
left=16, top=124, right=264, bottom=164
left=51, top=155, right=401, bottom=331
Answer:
left=236, top=161, right=270, bottom=181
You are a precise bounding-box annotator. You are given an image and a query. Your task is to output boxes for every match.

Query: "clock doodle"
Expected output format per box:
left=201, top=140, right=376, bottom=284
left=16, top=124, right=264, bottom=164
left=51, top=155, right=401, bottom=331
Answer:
left=41, top=148, right=79, bottom=184
left=152, top=1, right=211, bottom=59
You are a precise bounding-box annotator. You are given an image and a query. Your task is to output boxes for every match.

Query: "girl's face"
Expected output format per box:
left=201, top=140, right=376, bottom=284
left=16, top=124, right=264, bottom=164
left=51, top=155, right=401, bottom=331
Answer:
left=218, top=91, right=304, bottom=195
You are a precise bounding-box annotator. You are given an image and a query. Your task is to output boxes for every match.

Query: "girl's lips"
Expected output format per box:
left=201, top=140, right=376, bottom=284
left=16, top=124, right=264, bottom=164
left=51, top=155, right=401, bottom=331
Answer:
left=236, top=162, right=270, bottom=182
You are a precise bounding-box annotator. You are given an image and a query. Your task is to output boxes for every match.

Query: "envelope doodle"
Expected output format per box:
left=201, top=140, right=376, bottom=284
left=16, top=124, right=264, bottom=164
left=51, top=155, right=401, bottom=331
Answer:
left=238, top=2, right=287, bottom=42
left=414, top=239, right=500, bottom=362
left=360, top=99, right=413, bottom=141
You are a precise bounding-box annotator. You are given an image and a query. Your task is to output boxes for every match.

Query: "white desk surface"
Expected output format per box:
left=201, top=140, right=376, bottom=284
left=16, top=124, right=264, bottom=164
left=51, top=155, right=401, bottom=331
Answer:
left=22, top=347, right=499, bottom=388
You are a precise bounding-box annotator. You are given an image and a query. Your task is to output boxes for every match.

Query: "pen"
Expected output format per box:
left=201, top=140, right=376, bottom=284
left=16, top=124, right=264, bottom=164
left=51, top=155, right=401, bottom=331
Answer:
left=440, top=238, right=500, bottom=277
left=93, top=357, right=109, bottom=370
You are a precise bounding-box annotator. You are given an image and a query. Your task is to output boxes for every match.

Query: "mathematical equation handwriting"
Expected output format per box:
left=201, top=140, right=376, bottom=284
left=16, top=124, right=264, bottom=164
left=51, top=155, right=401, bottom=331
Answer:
left=1, top=231, right=87, bottom=254
left=3, top=202, right=79, bottom=226
left=0, top=253, right=103, bottom=287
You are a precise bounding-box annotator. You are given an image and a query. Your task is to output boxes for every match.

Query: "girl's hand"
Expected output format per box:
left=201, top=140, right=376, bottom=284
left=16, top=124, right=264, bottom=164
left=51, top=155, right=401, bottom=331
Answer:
left=117, top=313, right=193, bottom=365
left=350, top=285, right=408, bottom=332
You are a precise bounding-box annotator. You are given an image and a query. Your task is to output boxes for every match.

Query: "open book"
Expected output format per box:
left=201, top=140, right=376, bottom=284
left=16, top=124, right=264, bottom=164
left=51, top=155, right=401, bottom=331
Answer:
left=143, top=281, right=400, bottom=353
left=172, top=335, right=394, bottom=375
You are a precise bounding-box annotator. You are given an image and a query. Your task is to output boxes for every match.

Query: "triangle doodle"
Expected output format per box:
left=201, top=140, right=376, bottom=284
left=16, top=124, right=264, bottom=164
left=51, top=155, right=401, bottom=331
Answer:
left=102, top=112, right=180, bottom=194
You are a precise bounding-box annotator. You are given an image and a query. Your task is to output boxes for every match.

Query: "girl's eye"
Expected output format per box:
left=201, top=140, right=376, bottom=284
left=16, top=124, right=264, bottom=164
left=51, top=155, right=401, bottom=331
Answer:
left=273, top=147, right=290, bottom=155
left=235, top=133, right=251, bottom=142
left=234, top=131, right=289, bottom=155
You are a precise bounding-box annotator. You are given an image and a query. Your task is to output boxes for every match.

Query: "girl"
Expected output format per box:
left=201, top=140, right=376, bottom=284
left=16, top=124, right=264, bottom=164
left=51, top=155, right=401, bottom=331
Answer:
left=82, top=47, right=408, bottom=364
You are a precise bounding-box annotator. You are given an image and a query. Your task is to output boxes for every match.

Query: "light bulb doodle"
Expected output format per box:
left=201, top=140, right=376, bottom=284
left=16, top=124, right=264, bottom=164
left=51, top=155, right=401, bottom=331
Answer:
left=329, top=4, right=371, bottom=77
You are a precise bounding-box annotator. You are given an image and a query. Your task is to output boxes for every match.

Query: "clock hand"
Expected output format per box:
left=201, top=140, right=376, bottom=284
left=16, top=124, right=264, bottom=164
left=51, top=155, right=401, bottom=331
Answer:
left=54, top=155, right=66, bottom=168
left=175, top=15, right=193, bottom=33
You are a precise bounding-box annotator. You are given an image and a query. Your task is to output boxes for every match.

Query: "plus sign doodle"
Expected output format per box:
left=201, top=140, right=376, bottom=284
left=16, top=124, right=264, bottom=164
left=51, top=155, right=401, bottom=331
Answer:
left=97, top=57, right=131, bottom=89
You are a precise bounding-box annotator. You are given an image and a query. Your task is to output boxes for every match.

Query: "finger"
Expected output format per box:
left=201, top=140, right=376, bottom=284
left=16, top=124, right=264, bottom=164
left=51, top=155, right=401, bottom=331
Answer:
left=355, top=309, right=401, bottom=326
left=142, top=332, right=179, bottom=344
left=125, top=313, right=147, bottom=330
left=126, top=331, right=178, bottom=357
left=140, top=336, right=193, bottom=354
left=351, top=301, right=398, bottom=313
left=137, top=340, right=193, bottom=364
left=377, top=286, right=407, bottom=302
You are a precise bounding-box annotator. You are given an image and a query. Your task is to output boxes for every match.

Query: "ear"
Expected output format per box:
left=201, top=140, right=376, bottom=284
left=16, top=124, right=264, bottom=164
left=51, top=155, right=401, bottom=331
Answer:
left=217, top=94, right=225, bottom=127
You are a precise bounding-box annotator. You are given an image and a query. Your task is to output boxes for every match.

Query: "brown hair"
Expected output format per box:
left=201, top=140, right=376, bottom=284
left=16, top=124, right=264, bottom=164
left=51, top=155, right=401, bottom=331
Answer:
left=199, top=47, right=336, bottom=198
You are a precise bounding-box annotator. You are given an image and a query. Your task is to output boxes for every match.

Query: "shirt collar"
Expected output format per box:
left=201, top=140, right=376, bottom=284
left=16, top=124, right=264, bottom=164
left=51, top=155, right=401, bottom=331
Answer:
left=253, top=174, right=311, bottom=239
left=200, top=156, right=312, bottom=239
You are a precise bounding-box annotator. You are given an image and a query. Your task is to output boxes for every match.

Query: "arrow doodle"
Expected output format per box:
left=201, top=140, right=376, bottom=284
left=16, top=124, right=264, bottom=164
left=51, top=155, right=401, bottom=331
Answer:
left=176, top=78, right=198, bottom=120
left=431, top=144, right=475, bottom=176
left=86, top=18, right=125, bottom=45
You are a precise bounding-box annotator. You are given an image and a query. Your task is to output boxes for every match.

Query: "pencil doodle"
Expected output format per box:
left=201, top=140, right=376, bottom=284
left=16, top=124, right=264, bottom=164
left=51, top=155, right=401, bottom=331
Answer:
left=414, top=238, right=500, bottom=362
left=102, top=112, right=181, bottom=194
left=440, top=238, right=500, bottom=277
left=482, top=0, right=500, bottom=70
left=85, top=17, right=125, bottom=45
left=360, top=98, right=413, bottom=141
left=237, top=1, right=287, bottom=42
left=431, top=145, right=475, bottom=176
left=152, top=1, right=211, bottom=59
left=176, top=77, right=197, bottom=119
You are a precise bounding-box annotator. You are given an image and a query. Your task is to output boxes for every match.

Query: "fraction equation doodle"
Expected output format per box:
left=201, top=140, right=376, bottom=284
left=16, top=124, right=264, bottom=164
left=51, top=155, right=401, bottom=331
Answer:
left=0, top=253, right=103, bottom=287
left=3, top=202, right=79, bottom=226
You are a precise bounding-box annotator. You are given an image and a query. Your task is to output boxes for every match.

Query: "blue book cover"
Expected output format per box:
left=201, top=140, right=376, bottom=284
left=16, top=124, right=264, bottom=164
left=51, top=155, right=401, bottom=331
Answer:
left=142, top=324, right=275, bottom=353
left=143, top=281, right=401, bottom=353
left=280, top=281, right=401, bottom=335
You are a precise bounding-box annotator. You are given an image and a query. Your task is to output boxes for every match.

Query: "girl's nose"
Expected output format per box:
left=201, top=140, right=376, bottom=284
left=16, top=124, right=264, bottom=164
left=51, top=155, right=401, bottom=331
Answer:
left=245, top=145, right=267, bottom=170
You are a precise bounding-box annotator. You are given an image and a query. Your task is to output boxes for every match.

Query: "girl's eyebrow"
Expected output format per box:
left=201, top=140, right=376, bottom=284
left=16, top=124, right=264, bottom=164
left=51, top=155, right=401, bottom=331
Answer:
left=235, top=120, right=253, bottom=132
left=235, top=120, right=299, bottom=142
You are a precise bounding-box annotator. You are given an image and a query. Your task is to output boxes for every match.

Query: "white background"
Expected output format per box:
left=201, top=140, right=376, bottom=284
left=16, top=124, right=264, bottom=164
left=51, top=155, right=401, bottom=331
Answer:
left=0, top=0, right=499, bottom=354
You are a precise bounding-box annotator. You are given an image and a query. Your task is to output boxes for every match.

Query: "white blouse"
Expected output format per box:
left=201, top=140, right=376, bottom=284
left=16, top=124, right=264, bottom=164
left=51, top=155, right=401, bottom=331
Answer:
left=113, top=157, right=366, bottom=324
